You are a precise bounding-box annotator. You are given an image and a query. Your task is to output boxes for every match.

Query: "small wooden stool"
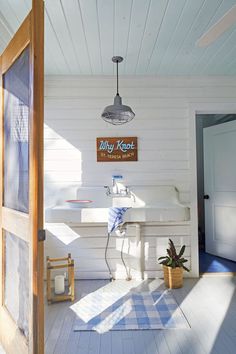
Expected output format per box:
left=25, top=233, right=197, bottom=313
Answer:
left=46, top=253, right=75, bottom=304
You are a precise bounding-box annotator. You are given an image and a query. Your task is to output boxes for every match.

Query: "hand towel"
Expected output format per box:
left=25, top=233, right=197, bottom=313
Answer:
left=108, top=207, right=129, bottom=234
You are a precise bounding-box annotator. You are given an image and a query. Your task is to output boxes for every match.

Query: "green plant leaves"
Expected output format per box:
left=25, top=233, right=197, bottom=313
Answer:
left=159, top=260, right=167, bottom=265
left=178, top=245, right=185, bottom=258
left=182, top=265, right=190, bottom=272
left=157, top=238, right=189, bottom=271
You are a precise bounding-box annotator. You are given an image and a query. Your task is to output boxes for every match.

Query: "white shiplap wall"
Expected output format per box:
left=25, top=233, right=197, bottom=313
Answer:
left=44, top=75, right=236, bottom=278
left=44, top=76, right=236, bottom=206
left=45, top=223, right=191, bottom=280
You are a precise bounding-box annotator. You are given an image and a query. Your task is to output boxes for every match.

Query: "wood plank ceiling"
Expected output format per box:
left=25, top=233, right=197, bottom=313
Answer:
left=0, top=0, right=236, bottom=75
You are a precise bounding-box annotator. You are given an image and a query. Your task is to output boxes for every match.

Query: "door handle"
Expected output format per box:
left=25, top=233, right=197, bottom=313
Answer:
left=38, top=229, right=46, bottom=241
left=204, top=195, right=210, bottom=200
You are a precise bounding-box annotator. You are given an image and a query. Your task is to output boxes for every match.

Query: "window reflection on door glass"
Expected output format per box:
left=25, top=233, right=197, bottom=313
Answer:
left=3, top=46, right=29, bottom=213
left=4, top=230, right=29, bottom=338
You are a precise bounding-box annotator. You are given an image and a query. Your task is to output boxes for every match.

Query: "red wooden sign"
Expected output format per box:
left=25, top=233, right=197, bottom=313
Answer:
left=97, top=137, right=138, bottom=162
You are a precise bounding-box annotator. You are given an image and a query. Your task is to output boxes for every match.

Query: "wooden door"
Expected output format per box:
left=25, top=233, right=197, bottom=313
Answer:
left=0, top=1, right=44, bottom=353
left=204, top=120, right=236, bottom=261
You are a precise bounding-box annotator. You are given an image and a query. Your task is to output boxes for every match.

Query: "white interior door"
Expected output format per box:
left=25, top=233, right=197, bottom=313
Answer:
left=204, top=119, right=236, bottom=261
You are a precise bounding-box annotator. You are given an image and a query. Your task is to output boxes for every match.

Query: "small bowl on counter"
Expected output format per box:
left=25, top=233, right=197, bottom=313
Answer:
left=65, top=200, right=93, bottom=208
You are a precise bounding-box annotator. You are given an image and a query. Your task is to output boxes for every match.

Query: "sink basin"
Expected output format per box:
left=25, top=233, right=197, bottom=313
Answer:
left=45, top=204, right=189, bottom=223
left=123, top=204, right=190, bottom=222
left=45, top=206, right=108, bottom=223
left=45, top=186, right=190, bottom=224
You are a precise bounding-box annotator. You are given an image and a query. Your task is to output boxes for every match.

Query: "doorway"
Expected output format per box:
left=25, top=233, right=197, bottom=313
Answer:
left=196, top=114, right=236, bottom=273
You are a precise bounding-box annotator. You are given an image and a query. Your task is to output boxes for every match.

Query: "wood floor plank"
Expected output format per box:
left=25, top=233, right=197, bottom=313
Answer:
left=65, top=316, right=81, bottom=354
left=163, top=330, right=183, bottom=354
left=111, top=331, right=123, bottom=354
left=121, top=336, right=135, bottom=354
left=88, top=332, right=101, bottom=354
left=76, top=332, right=91, bottom=354
left=121, top=331, right=135, bottom=354
left=45, top=304, right=68, bottom=354
left=179, top=329, right=207, bottom=354
left=100, top=332, right=112, bottom=354
left=53, top=309, right=75, bottom=354
left=142, top=330, right=158, bottom=354
left=132, top=330, right=148, bottom=354
left=152, top=331, right=171, bottom=354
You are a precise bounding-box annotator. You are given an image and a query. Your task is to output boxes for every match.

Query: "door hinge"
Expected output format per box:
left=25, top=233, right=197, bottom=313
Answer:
left=38, top=229, right=46, bottom=242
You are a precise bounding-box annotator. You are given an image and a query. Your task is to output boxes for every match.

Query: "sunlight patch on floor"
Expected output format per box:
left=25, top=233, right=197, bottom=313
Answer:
left=178, top=277, right=235, bottom=353
left=92, top=299, right=133, bottom=334
left=70, top=279, right=143, bottom=322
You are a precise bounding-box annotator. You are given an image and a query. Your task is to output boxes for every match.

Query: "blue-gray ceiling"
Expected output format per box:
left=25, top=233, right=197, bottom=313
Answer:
left=0, top=0, right=236, bottom=75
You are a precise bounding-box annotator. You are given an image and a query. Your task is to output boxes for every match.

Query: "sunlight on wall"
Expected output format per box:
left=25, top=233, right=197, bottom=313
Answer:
left=116, top=238, right=138, bottom=257
left=45, top=223, right=81, bottom=245
left=44, top=123, right=82, bottom=207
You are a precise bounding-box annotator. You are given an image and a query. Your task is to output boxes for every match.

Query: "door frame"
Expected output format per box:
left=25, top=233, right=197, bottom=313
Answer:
left=0, top=0, right=44, bottom=353
left=190, top=102, right=236, bottom=277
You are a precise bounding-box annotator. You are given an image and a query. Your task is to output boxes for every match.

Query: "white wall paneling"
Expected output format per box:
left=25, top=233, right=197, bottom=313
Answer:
left=45, top=222, right=191, bottom=280
left=44, top=75, right=236, bottom=207
left=44, top=76, right=236, bottom=278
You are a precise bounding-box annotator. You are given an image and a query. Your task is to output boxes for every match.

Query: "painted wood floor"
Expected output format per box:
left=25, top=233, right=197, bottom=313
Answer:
left=45, top=277, right=236, bottom=354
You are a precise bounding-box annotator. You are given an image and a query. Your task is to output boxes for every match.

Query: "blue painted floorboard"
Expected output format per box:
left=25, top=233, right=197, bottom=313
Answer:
left=199, top=251, right=236, bottom=273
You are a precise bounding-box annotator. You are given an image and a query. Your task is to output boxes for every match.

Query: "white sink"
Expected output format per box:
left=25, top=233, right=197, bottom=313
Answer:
left=45, top=203, right=189, bottom=223
left=45, top=185, right=190, bottom=224
left=124, top=204, right=190, bottom=222
left=45, top=206, right=108, bottom=223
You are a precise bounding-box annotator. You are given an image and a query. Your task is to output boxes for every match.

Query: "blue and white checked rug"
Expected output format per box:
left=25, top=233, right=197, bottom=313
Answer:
left=73, top=290, right=189, bottom=333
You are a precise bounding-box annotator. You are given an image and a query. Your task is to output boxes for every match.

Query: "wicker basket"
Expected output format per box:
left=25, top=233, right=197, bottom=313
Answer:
left=163, top=265, right=183, bottom=289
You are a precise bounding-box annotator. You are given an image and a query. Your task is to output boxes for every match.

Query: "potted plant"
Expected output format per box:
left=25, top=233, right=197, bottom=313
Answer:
left=158, top=239, right=190, bottom=289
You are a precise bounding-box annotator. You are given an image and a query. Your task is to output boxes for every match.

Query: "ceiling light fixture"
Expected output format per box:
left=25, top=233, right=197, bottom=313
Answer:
left=101, top=56, right=135, bottom=125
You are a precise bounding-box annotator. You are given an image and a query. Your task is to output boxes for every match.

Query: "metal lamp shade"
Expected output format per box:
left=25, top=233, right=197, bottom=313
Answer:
left=101, top=94, right=135, bottom=125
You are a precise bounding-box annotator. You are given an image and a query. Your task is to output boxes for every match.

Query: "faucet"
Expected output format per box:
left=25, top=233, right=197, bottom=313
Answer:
left=104, top=185, right=111, bottom=196
left=119, top=186, right=130, bottom=196
left=104, top=175, right=133, bottom=198
left=112, top=177, right=119, bottom=194
left=104, top=184, right=132, bottom=198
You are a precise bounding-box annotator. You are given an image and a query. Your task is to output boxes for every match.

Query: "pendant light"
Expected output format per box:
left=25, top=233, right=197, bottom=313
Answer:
left=101, top=56, right=135, bottom=125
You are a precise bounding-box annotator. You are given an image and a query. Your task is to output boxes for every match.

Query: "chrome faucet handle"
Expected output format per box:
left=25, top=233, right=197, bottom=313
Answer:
left=123, top=186, right=131, bottom=195
left=104, top=185, right=111, bottom=196
left=119, top=186, right=131, bottom=196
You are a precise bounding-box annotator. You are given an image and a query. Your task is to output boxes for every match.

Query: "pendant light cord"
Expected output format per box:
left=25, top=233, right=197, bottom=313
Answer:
left=116, top=60, right=119, bottom=95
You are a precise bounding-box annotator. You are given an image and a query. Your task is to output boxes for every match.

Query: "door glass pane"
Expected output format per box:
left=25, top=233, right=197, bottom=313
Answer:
left=4, top=231, right=29, bottom=338
left=3, top=46, right=29, bottom=213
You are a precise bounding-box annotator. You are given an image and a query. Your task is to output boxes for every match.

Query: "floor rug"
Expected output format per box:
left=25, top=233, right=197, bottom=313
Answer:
left=73, top=290, right=189, bottom=333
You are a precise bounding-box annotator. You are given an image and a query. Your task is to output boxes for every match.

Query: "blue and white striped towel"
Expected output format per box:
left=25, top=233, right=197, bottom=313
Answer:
left=108, top=207, right=129, bottom=234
